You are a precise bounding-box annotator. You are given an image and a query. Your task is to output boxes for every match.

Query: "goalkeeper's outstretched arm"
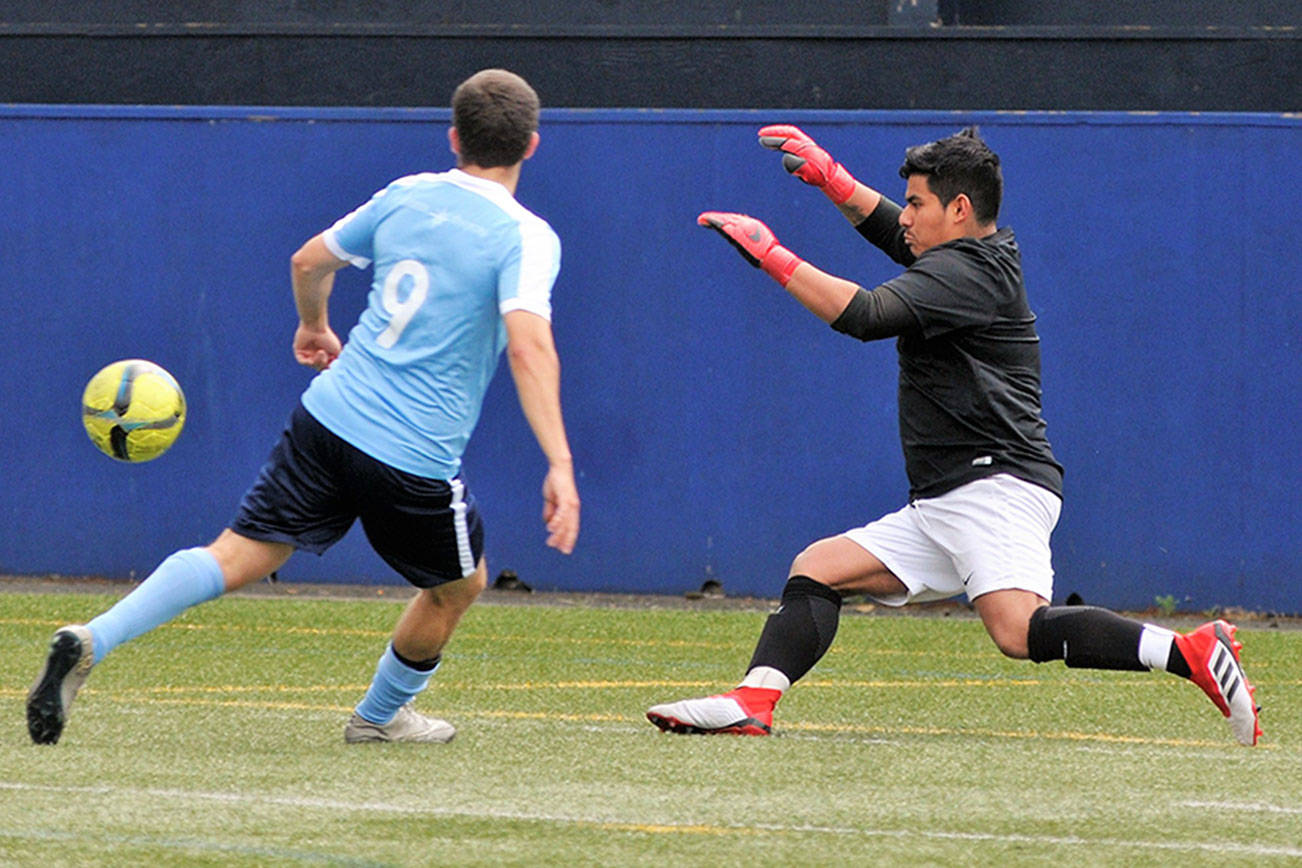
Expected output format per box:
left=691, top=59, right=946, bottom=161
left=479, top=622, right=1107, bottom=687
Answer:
left=756, top=125, right=886, bottom=228
left=755, top=124, right=914, bottom=267
left=696, top=211, right=917, bottom=339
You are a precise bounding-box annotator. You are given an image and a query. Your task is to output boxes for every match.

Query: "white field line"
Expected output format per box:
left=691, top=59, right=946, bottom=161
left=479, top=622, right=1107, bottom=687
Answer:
left=2, top=781, right=1301, bottom=858
left=1180, top=800, right=1302, bottom=815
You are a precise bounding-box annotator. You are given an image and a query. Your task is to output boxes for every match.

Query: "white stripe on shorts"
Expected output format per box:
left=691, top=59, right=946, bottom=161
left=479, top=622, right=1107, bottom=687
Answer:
left=449, top=478, right=476, bottom=578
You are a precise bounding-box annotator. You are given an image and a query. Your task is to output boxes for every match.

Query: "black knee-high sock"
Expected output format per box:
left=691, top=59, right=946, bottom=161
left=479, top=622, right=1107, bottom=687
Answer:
left=1027, top=605, right=1149, bottom=671
left=746, top=576, right=843, bottom=683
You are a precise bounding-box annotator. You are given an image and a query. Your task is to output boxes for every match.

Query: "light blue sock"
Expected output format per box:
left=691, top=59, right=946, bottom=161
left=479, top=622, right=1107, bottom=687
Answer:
left=86, top=547, right=226, bottom=664
left=354, top=645, right=439, bottom=724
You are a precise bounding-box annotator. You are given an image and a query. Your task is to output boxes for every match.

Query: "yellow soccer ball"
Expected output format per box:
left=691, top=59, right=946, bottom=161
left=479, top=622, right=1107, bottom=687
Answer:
left=81, top=359, right=187, bottom=462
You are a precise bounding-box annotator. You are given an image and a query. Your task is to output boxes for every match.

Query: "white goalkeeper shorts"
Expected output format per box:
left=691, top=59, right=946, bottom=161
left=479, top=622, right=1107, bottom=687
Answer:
left=842, top=473, right=1061, bottom=607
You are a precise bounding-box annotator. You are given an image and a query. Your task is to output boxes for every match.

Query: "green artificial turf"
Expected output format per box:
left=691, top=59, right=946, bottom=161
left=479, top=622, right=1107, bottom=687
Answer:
left=1, top=589, right=1299, bottom=866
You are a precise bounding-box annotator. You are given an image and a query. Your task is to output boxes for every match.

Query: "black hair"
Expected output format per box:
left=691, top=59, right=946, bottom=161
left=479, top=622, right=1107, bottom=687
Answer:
left=898, top=126, right=1002, bottom=223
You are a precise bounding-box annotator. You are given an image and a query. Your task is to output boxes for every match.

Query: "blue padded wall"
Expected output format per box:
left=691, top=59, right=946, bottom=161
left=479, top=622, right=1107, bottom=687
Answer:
left=1, top=106, right=1297, bottom=612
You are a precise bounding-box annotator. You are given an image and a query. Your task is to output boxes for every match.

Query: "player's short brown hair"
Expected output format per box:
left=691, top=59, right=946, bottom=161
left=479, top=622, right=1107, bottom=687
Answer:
left=899, top=126, right=1003, bottom=224
left=452, top=69, right=540, bottom=169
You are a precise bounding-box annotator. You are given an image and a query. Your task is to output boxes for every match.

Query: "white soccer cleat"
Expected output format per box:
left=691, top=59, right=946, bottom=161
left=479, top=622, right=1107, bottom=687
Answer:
left=646, top=692, right=772, bottom=736
left=344, top=702, right=456, bottom=744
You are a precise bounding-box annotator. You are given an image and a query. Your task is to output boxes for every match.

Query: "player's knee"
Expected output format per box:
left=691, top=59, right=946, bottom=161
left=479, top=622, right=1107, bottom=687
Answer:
left=979, top=608, right=1033, bottom=659
left=788, top=546, right=819, bottom=581
left=205, top=531, right=292, bottom=591
left=788, top=542, right=840, bottom=585
left=464, top=565, right=488, bottom=595
left=988, top=624, right=1031, bottom=659
left=435, top=573, right=485, bottom=612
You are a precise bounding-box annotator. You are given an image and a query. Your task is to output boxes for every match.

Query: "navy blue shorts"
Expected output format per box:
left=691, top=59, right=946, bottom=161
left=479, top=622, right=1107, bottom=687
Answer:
left=230, top=402, right=484, bottom=588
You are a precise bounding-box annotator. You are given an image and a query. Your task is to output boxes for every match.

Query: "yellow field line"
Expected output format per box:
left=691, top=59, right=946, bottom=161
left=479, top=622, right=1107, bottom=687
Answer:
left=5, top=619, right=1292, bottom=667
left=0, top=681, right=713, bottom=699
left=0, top=617, right=994, bottom=657
left=457, top=633, right=751, bottom=651
left=141, top=697, right=356, bottom=712
left=446, top=678, right=1063, bottom=689
left=777, top=719, right=1235, bottom=747
left=0, top=617, right=745, bottom=652
left=3, top=674, right=1298, bottom=703
left=598, top=822, right=745, bottom=836
left=67, top=696, right=632, bottom=723
left=0, top=616, right=389, bottom=640
left=4, top=687, right=1252, bottom=747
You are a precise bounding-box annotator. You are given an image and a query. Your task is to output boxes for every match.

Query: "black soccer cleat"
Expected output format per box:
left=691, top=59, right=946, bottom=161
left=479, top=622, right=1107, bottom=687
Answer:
left=27, top=625, right=95, bottom=745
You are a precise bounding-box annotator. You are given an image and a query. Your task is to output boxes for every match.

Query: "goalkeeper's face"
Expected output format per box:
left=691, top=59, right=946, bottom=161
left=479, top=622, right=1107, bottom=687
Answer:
left=900, top=174, right=967, bottom=255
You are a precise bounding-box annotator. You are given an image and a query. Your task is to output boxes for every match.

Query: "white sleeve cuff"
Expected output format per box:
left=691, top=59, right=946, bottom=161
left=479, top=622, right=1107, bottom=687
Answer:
left=322, top=228, right=371, bottom=269
left=500, top=297, right=552, bottom=321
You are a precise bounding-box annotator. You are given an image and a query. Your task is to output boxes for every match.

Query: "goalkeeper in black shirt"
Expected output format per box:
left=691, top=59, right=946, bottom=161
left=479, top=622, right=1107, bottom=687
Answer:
left=647, top=126, right=1261, bottom=746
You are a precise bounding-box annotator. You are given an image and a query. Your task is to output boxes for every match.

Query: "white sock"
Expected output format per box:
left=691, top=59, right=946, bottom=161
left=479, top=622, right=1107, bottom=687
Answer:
left=1137, top=624, right=1177, bottom=671
left=739, top=666, right=791, bottom=693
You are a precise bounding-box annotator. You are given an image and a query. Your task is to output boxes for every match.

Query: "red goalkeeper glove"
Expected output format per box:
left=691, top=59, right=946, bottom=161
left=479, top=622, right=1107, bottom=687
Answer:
left=697, top=211, right=803, bottom=286
left=757, top=124, right=857, bottom=205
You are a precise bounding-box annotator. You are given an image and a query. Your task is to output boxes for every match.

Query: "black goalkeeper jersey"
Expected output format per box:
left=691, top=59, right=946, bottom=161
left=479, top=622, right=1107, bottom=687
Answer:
left=847, top=198, right=1064, bottom=501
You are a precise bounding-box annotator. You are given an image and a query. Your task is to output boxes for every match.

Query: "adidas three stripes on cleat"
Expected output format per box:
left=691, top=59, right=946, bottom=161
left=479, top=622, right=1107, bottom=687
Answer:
left=1174, top=620, right=1262, bottom=746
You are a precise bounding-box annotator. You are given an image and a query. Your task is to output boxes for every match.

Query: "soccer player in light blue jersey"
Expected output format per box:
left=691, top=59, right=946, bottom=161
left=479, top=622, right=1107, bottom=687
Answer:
left=28, top=69, right=580, bottom=745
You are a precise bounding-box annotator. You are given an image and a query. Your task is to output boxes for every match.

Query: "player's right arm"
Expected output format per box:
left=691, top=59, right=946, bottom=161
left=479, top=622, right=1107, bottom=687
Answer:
left=290, top=234, right=348, bottom=370
left=757, top=125, right=914, bottom=266
left=503, top=309, right=580, bottom=555
left=757, top=125, right=883, bottom=225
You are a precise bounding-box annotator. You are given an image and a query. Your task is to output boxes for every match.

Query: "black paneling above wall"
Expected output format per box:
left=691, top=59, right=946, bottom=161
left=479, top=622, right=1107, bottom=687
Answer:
left=0, top=1, right=895, bottom=28
left=2, top=29, right=1297, bottom=111
left=0, top=1, right=1298, bottom=110
left=3, top=0, right=1299, bottom=28
left=947, top=0, right=1301, bottom=27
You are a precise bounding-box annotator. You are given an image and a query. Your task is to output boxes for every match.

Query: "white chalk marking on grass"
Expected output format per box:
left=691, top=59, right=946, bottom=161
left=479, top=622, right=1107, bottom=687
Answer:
left=1180, top=800, right=1302, bottom=815
left=3, top=781, right=1301, bottom=859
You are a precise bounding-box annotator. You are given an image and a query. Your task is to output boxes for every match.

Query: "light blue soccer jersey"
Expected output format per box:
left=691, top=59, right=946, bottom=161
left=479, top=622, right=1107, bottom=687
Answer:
left=301, top=169, right=560, bottom=479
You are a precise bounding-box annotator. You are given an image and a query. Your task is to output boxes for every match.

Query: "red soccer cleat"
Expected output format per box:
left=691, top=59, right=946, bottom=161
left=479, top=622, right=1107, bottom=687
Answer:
left=646, top=687, right=777, bottom=736
left=1173, top=620, right=1262, bottom=746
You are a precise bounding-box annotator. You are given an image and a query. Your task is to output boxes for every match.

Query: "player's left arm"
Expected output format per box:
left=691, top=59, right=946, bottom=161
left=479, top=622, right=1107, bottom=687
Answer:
left=290, top=234, right=349, bottom=370
left=697, top=211, right=918, bottom=337
left=503, top=309, right=581, bottom=554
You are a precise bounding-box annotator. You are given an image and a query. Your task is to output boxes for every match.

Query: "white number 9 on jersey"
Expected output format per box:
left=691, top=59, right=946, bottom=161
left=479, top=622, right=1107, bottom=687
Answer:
left=376, top=259, right=430, bottom=348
